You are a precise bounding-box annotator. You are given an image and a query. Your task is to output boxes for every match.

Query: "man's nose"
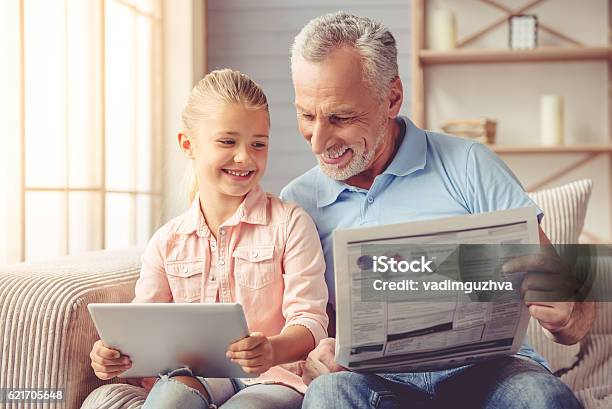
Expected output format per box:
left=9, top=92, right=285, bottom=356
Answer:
left=310, top=119, right=329, bottom=155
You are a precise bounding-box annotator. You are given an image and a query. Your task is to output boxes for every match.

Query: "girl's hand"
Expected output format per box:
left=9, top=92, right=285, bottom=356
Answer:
left=90, top=339, right=132, bottom=380
left=226, top=332, right=275, bottom=375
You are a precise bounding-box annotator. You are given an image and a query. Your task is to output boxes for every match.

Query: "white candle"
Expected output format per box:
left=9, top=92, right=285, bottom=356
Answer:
left=428, top=9, right=456, bottom=51
left=540, top=95, right=564, bottom=146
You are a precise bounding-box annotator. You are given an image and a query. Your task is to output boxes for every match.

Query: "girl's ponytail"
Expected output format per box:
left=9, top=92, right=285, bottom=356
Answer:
left=180, top=69, right=269, bottom=204
left=183, top=162, right=199, bottom=204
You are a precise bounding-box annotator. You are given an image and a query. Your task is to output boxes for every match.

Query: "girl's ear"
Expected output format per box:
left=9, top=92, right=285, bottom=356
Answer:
left=178, top=133, right=195, bottom=159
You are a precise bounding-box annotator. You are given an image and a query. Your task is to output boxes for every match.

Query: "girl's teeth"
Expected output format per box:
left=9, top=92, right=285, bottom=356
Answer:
left=226, top=170, right=250, bottom=177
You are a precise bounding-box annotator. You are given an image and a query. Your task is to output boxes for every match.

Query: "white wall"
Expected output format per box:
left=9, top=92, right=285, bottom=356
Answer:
left=161, top=0, right=206, bottom=221
left=164, top=0, right=610, bottom=241
left=425, top=0, right=610, bottom=241
left=206, top=0, right=412, bottom=195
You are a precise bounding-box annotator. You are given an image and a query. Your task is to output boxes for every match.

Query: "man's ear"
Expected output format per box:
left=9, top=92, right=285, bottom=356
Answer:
left=387, top=76, right=403, bottom=118
left=178, top=133, right=195, bottom=159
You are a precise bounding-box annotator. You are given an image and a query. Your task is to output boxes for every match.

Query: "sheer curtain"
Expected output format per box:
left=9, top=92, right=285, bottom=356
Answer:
left=0, top=0, right=163, bottom=264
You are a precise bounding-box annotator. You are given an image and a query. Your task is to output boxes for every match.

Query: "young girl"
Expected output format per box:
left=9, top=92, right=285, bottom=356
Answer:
left=89, top=69, right=329, bottom=409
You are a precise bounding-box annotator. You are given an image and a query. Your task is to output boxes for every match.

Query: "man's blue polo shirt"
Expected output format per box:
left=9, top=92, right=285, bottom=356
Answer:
left=280, top=116, right=542, bottom=308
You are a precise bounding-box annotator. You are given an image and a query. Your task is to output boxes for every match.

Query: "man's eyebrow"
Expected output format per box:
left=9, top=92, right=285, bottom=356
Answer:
left=295, top=104, right=357, bottom=115
left=328, top=109, right=358, bottom=116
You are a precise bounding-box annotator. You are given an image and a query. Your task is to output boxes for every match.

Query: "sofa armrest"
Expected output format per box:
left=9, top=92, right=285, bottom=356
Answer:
left=0, top=249, right=142, bottom=409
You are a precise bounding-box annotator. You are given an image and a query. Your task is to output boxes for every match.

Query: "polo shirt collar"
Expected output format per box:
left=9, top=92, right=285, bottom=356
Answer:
left=176, top=184, right=268, bottom=235
left=315, top=116, right=427, bottom=208
left=316, top=176, right=348, bottom=208
left=383, top=116, right=427, bottom=177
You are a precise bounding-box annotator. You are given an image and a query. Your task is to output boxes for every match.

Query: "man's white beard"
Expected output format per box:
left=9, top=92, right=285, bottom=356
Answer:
left=317, top=121, right=387, bottom=181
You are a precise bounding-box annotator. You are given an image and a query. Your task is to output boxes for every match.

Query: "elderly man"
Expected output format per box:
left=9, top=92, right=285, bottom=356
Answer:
left=280, top=12, right=594, bottom=409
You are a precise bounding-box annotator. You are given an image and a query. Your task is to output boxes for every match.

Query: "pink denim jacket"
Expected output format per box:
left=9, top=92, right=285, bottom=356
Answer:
left=133, top=185, right=329, bottom=392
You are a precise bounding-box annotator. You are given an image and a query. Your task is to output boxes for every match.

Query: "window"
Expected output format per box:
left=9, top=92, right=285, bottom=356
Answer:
left=0, top=0, right=163, bottom=264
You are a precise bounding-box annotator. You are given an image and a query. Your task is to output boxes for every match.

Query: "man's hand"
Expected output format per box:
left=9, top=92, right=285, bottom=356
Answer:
left=502, top=228, right=596, bottom=345
left=504, top=252, right=576, bottom=329
left=299, top=337, right=347, bottom=385
left=227, top=332, right=275, bottom=375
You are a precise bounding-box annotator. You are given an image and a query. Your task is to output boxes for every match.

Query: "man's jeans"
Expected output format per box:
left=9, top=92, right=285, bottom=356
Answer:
left=302, top=346, right=583, bottom=409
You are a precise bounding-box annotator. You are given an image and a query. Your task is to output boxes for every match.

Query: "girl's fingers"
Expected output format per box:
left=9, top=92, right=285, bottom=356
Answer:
left=226, top=350, right=263, bottom=360
left=296, top=361, right=304, bottom=377
left=93, top=340, right=122, bottom=359
left=90, top=352, right=130, bottom=367
left=241, top=365, right=264, bottom=375
left=94, top=369, right=126, bottom=380
left=91, top=361, right=131, bottom=374
left=228, top=333, right=266, bottom=352
left=231, top=357, right=264, bottom=367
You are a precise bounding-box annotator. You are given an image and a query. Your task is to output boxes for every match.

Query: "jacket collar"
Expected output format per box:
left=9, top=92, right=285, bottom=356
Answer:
left=176, top=184, right=268, bottom=236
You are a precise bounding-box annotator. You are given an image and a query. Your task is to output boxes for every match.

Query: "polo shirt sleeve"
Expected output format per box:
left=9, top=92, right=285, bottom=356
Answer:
left=279, top=185, right=292, bottom=202
left=465, top=143, right=543, bottom=222
left=279, top=182, right=302, bottom=206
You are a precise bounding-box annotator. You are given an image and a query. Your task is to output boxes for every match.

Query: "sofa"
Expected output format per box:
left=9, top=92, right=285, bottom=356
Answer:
left=1, top=179, right=610, bottom=408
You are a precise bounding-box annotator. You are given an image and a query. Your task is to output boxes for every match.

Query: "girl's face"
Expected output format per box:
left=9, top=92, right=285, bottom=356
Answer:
left=185, top=103, right=270, bottom=200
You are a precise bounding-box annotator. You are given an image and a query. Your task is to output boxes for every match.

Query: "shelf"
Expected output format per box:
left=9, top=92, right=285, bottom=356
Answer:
left=488, top=144, right=612, bottom=154
left=419, top=46, right=612, bottom=65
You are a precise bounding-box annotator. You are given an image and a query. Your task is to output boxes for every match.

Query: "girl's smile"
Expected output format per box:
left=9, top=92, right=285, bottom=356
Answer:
left=221, top=168, right=256, bottom=181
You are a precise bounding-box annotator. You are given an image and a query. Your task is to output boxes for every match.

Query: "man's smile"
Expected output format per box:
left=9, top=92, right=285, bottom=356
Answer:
left=321, top=146, right=353, bottom=166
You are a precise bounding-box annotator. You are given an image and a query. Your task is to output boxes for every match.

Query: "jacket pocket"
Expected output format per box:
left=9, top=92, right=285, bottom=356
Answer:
left=232, top=245, right=277, bottom=290
left=165, top=259, right=203, bottom=302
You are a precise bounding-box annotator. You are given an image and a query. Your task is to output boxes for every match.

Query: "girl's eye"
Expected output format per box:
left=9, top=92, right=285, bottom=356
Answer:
left=218, top=140, right=234, bottom=145
left=253, top=142, right=267, bottom=149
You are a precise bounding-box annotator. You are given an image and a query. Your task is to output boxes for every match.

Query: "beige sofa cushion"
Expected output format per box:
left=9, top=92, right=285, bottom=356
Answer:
left=567, top=287, right=612, bottom=408
left=0, top=248, right=142, bottom=409
left=526, top=180, right=612, bottom=408
left=81, top=384, right=147, bottom=409
left=528, top=179, right=592, bottom=245
left=525, top=179, right=593, bottom=372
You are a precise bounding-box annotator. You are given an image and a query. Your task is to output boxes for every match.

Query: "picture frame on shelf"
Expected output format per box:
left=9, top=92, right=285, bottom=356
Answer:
left=509, top=14, right=538, bottom=50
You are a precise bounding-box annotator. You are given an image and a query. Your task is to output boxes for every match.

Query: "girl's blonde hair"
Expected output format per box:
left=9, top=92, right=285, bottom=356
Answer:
left=181, top=69, right=269, bottom=203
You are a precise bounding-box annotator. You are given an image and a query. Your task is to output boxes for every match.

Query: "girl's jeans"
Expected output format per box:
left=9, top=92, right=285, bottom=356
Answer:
left=141, top=367, right=302, bottom=409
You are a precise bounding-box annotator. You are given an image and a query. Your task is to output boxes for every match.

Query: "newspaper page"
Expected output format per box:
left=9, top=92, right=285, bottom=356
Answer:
left=333, top=207, right=541, bottom=372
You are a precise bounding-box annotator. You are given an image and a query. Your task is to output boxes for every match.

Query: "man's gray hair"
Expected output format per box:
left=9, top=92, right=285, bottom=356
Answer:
left=291, top=11, right=398, bottom=93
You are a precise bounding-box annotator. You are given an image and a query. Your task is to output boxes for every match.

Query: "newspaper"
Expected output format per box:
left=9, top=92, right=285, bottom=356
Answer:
left=332, top=207, right=541, bottom=372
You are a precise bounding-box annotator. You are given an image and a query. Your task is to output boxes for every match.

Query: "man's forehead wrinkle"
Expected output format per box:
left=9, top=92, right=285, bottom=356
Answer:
left=299, top=97, right=355, bottom=115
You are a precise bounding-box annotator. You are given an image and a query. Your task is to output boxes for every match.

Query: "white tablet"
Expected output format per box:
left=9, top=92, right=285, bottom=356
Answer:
left=88, top=303, right=256, bottom=378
